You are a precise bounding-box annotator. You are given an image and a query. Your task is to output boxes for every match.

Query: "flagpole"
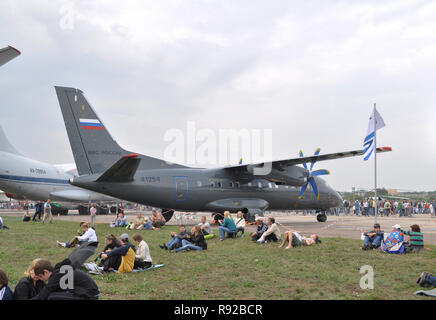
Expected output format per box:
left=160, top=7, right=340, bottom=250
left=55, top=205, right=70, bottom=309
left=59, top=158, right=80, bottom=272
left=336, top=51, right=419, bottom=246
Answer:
left=374, top=103, right=377, bottom=224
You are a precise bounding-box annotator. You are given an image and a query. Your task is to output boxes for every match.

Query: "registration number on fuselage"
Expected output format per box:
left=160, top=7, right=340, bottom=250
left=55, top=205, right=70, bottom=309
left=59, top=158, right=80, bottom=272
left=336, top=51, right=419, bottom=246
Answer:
left=141, top=176, right=161, bottom=183
left=29, top=168, right=47, bottom=175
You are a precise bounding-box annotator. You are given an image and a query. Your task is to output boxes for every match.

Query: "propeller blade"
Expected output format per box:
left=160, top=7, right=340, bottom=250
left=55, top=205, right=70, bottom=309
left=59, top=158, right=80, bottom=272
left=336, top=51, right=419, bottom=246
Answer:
left=308, top=177, right=319, bottom=200
left=309, top=148, right=321, bottom=171
left=311, top=169, right=330, bottom=176
left=298, top=183, right=308, bottom=199
left=299, top=150, right=308, bottom=170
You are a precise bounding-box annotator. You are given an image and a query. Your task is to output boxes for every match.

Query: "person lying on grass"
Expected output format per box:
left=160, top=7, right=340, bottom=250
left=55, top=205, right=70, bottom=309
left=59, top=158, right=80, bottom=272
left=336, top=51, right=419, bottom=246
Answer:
left=173, top=226, right=207, bottom=253
left=13, top=258, right=46, bottom=300
left=57, top=222, right=97, bottom=248
left=100, top=233, right=135, bottom=274
left=160, top=225, right=192, bottom=250
left=132, top=233, right=152, bottom=269
left=278, top=231, right=320, bottom=249
left=417, top=272, right=436, bottom=288
left=257, top=217, right=281, bottom=243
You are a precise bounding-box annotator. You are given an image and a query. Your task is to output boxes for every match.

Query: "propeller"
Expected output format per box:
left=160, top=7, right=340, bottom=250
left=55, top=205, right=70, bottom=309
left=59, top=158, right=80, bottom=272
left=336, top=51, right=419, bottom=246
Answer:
left=298, top=148, right=330, bottom=200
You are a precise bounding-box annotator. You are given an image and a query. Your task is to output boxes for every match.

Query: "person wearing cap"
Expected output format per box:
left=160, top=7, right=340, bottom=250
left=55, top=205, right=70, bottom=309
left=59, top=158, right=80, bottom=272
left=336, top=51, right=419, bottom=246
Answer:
left=100, top=233, right=136, bottom=273
left=362, top=223, right=384, bottom=250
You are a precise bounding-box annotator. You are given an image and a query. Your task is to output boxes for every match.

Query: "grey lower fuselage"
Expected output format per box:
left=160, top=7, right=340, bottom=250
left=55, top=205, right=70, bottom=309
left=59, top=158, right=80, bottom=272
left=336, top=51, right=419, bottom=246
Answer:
left=71, top=166, right=342, bottom=213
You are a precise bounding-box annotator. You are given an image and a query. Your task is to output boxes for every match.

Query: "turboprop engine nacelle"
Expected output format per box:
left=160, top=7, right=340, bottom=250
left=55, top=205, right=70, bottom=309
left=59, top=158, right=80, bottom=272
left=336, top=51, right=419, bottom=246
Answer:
left=246, top=164, right=307, bottom=186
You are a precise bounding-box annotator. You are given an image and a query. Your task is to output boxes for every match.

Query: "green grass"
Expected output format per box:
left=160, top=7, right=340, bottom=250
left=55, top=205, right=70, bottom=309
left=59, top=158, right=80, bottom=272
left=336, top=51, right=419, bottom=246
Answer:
left=0, top=216, right=435, bottom=300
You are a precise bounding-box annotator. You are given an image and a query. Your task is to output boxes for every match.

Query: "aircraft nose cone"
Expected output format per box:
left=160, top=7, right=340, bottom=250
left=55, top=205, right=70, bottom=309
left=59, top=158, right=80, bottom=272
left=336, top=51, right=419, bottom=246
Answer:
left=332, top=190, right=343, bottom=207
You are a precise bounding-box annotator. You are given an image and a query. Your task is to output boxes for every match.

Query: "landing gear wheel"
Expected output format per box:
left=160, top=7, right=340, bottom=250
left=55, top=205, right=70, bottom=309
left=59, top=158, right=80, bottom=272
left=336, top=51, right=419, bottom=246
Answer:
left=317, top=213, right=327, bottom=222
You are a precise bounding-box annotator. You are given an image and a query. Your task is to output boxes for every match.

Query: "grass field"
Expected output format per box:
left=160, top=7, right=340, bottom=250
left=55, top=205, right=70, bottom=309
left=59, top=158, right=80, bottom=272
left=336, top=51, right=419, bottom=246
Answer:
left=0, top=216, right=435, bottom=300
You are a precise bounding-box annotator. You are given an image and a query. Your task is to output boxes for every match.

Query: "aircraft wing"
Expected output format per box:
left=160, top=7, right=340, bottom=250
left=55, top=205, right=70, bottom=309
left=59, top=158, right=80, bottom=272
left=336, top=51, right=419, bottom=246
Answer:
left=0, top=46, right=21, bottom=67
left=96, top=154, right=141, bottom=182
left=224, top=147, right=392, bottom=178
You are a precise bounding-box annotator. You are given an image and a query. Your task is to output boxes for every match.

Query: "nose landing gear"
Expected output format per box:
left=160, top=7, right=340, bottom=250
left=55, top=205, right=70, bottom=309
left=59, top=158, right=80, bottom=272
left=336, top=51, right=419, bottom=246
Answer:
left=316, top=212, right=327, bottom=222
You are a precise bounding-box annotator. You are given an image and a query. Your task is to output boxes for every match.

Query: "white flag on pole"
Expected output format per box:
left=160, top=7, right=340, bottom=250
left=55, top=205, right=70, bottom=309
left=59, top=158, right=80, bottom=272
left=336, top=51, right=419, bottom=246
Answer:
left=363, top=108, right=385, bottom=161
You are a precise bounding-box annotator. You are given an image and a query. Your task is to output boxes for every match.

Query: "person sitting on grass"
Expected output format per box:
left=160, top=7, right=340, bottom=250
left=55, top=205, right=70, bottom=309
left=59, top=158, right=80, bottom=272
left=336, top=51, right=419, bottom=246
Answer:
left=110, top=212, right=128, bottom=228
left=235, top=211, right=246, bottom=238
left=23, top=210, right=31, bottom=222
left=150, top=209, right=166, bottom=229
left=257, top=217, right=281, bottom=243
left=198, top=216, right=214, bottom=239
left=160, top=225, right=192, bottom=250
left=13, top=258, right=46, bottom=300
left=362, top=223, right=384, bottom=250
left=417, top=272, right=436, bottom=288
left=403, top=224, right=424, bottom=253
left=100, top=233, right=136, bottom=273
left=250, top=218, right=268, bottom=242
left=0, top=216, right=9, bottom=229
left=95, top=234, right=122, bottom=269
left=0, top=269, right=13, bottom=300
left=218, top=211, right=237, bottom=241
left=129, top=213, right=145, bottom=230
left=278, top=231, right=320, bottom=249
left=174, top=226, right=207, bottom=253
left=57, top=222, right=97, bottom=248
left=32, top=259, right=99, bottom=300
left=141, top=217, right=152, bottom=230
left=132, top=234, right=152, bottom=270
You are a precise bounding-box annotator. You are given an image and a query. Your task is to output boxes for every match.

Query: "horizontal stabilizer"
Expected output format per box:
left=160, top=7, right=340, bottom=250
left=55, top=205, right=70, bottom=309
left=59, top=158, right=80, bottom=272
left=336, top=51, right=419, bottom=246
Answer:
left=96, top=154, right=141, bottom=182
left=0, top=45, right=21, bottom=67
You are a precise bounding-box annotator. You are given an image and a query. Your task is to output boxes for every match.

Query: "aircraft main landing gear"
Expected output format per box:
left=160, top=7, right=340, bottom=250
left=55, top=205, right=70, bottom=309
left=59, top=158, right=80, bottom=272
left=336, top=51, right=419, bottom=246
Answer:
left=316, top=212, right=327, bottom=222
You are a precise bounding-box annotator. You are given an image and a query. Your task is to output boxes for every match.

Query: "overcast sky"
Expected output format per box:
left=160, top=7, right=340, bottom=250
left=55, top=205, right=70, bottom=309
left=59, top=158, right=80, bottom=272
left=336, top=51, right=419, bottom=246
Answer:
left=1, top=0, right=435, bottom=192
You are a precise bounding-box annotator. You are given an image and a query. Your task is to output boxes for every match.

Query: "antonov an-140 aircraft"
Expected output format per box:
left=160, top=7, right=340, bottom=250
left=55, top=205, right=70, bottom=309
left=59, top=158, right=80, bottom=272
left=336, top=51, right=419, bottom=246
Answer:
left=55, top=86, right=392, bottom=222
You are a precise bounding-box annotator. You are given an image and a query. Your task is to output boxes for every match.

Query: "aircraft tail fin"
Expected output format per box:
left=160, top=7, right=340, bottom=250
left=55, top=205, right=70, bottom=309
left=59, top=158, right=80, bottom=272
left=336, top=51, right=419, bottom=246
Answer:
left=55, top=86, right=183, bottom=176
left=0, top=125, right=23, bottom=155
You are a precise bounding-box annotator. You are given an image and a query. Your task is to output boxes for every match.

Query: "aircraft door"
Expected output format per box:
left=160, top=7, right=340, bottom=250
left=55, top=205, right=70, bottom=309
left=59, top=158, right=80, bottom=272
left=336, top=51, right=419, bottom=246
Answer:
left=174, top=176, right=189, bottom=201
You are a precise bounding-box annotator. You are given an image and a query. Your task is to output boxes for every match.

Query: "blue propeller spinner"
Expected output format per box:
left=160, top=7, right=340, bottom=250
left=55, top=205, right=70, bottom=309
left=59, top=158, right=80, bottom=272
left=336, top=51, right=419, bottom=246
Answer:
left=298, top=148, right=330, bottom=200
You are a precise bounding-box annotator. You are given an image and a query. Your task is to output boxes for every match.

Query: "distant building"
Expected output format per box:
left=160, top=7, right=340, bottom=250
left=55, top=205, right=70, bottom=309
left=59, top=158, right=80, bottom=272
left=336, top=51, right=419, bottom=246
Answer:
left=388, top=189, right=398, bottom=195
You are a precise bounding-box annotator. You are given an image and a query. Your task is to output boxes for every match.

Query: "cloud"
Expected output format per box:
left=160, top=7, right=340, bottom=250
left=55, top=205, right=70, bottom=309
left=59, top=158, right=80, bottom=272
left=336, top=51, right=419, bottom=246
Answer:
left=0, top=0, right=435, bottom=191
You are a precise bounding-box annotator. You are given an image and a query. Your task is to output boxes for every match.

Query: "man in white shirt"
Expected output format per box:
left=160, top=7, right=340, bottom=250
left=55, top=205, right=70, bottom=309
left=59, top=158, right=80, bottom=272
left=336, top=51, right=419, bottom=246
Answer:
left=57, top=222, right=98, bottom=248
left=198, top=216, right=212, bottom=235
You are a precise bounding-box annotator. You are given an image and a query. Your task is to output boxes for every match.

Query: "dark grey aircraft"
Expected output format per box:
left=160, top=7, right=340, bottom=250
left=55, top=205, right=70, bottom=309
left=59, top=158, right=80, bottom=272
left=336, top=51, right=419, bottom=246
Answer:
left=55, top=86, right=392, bottom=222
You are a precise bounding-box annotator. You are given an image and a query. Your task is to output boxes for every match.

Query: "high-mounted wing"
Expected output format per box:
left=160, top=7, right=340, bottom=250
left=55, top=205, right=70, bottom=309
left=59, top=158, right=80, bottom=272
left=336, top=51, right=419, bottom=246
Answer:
left=0, top=46, right=21, bottom=67
left=224, top=147, right=392, bottom=185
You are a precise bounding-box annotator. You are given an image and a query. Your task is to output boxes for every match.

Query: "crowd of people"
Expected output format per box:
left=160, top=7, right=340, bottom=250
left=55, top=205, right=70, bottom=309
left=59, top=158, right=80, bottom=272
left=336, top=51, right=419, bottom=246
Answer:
left=0, top=203, right=434, bottom=300
left=338, top=198, right=436, bottom=216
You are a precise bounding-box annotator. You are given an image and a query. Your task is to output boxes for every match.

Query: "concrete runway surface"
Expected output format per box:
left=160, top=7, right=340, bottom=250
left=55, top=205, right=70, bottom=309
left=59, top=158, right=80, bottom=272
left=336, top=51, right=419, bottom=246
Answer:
left=3, top=210, right=436, bottom=245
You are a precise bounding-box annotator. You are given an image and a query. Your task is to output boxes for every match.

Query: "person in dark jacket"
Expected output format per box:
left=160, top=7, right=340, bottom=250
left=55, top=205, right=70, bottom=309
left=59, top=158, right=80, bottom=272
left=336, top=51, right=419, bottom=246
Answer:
left=250, top=218, right=268, bottom=241
left=32, top=259, right=99, bottom=300
left=160, top=225, right=192, bottom=250
left=175, top=226, right=207, bottom=252
left=96, top=234, right=122, bottom=266
left=362, top=223, right=384, bottom=250
left=32, top=202, right=42, bottom=221
left=100, top=233, right=136, bottom=273
left=0, top=269, right=13, bottom=300
left=13, top=258, right=46, bottom=300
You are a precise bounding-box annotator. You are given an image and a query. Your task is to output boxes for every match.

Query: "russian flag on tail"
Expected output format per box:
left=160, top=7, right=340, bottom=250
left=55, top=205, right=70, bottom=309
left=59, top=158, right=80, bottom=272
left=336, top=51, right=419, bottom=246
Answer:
left=363, top=108, right=385, bottom=161
left=80, top=118, right=104, bottom=130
